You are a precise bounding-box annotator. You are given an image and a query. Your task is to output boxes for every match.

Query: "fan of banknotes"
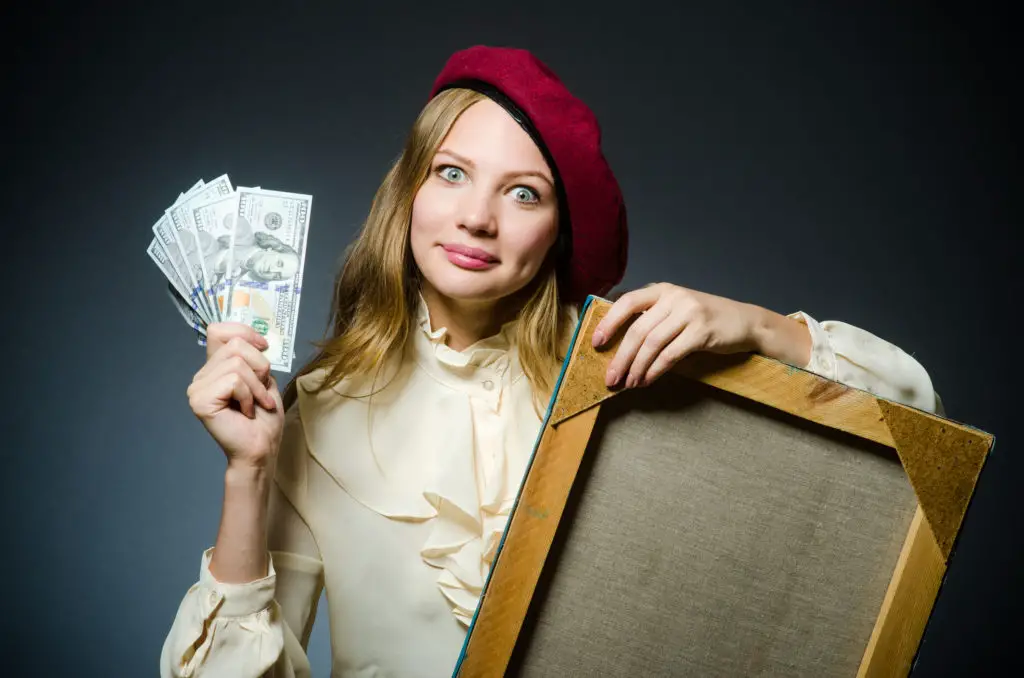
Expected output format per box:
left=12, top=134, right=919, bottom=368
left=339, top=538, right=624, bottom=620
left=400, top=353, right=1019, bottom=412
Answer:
left=146, top=175, right=312, bottom=373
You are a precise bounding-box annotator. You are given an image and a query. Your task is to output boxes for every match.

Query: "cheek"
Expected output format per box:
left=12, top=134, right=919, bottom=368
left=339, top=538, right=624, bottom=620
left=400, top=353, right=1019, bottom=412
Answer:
left=504, top=215, right=558, bottom=267
left=410, top=184, right=450, bottom=242
left=409, top=185, right=454, bottom=274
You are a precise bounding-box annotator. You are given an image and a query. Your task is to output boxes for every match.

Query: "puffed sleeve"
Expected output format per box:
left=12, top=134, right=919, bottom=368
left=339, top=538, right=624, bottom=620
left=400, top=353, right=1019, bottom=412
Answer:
left=787, top=311, right=943, bottom=415
left=160, top=404, right=325, bottom=678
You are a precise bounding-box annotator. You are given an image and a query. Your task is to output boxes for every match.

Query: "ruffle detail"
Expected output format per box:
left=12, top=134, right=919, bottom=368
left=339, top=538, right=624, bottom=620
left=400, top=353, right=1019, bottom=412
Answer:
left=295, top=292, right=541, bottom=626
left=418, top=397, right=531, bottom=625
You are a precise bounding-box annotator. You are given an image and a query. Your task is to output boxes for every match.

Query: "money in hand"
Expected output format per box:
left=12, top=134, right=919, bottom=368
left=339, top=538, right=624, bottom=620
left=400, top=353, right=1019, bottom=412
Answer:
left=165, top=175, right=234, bottom=322
left=145, top=177, right=311, bottom=371
left=221, top=187, right=312, bottom=373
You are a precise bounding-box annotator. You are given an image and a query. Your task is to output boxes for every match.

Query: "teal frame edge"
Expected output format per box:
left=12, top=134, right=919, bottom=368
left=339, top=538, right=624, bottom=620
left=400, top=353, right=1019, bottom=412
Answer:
left=451, top=294, right=599, bottom=676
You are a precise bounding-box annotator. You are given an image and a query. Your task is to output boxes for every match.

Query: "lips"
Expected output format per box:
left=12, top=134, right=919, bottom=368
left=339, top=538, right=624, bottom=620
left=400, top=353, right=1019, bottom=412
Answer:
left=442, top=244, right=499, bottom=263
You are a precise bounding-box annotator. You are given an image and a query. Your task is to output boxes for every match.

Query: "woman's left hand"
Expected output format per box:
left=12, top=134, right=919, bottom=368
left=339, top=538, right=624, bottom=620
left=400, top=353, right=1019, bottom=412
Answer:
left=591, top=282, right=806, bottom=389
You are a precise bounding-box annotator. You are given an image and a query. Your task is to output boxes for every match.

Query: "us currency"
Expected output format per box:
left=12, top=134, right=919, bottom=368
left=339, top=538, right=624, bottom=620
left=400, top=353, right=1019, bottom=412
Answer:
left=191, top=186, right=262, bottom=322
left=147, top=237, right=206, bottom=321
left=151, top=180, right=210, bottom=322
left=191, top=191, right=239, bottom=322
left=165, top=174, right=233, bottom=321
left=165, top=282, right=207, bottom=343
left=222, top=187, right=312, bottom=372
left=152, top=214, right=211, bottom=324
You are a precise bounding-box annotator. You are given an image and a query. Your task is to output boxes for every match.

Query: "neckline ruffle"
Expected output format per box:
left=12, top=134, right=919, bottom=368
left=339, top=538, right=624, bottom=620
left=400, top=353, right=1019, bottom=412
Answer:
left=295, top=292, right=535, bottom=626
left=412, top=290, right=522, bottom=379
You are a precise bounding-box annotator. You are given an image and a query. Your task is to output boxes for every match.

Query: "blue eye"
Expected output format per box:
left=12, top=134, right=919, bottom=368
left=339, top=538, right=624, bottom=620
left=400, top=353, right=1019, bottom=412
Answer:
left=513, top=186, right=540, bottom=204
left=438, top=165, right=466, bottom=183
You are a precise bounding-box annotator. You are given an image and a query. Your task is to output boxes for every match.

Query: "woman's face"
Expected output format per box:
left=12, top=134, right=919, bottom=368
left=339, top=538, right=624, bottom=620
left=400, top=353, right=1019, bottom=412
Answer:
left=410, top=98, right=559, bottom=305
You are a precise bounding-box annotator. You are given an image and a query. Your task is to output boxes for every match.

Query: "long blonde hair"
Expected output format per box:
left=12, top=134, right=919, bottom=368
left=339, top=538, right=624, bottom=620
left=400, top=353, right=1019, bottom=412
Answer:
left=283, top=87, right=577, bottom=416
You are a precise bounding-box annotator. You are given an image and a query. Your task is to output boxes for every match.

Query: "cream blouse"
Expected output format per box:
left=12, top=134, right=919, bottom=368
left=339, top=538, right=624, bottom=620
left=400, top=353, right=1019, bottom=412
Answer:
left=160, top=295, right=940, bottom=678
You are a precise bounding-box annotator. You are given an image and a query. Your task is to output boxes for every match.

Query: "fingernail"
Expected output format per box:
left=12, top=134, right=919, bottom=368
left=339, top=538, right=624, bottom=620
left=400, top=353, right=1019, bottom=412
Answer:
left=592, top=330, right=606, bottom=347
left=625, top=375, right=636, bottom=389
left=606, top=368, right=618, bottom=387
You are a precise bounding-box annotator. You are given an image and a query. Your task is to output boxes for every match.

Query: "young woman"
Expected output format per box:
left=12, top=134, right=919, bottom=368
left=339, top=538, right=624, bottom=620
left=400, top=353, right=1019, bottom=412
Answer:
left=161, top=46, right=939, bottom=678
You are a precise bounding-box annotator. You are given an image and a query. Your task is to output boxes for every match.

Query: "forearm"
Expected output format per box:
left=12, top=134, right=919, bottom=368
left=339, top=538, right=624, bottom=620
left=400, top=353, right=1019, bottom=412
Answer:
left=749, top=304, right=812, bottom=368
left=209, top=463, right=274, bottom=584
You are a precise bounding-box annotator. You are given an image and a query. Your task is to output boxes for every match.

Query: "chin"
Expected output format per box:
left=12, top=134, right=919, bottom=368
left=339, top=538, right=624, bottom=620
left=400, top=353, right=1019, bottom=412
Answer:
left=420, top=258, right=516, bottom=302
left=423, top=271, right=499, bottom=301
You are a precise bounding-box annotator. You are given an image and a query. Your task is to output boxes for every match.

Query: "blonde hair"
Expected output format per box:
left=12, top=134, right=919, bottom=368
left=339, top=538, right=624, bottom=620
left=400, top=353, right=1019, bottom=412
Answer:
left=283, top=87, right=577, bottom=416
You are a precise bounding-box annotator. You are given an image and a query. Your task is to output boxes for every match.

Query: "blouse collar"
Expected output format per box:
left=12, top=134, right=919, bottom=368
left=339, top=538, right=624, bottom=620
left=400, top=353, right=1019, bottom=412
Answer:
left=411, top=291, right=523, bottom=387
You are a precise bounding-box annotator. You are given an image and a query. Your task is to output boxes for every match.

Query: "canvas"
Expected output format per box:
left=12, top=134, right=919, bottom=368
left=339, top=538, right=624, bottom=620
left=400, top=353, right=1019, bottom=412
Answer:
left=454, top=296, right=994, bottom=678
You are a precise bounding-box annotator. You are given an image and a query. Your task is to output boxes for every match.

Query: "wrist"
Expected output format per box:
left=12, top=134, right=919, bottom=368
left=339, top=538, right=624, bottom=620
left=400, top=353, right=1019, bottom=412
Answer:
left=224, top=461, right=274, bottom=489
left=749, top=305, right=812, bottom=367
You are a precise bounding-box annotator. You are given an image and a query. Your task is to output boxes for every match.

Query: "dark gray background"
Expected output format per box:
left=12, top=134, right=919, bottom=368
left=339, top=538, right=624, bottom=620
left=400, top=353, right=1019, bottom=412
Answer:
left=4, top=2, right=1018, bottom=675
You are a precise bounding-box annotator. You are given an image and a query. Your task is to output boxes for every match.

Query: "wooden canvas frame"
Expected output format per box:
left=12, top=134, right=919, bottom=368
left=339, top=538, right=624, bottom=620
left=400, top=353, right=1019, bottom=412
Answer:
left=454, top=296, right=993, bottom=677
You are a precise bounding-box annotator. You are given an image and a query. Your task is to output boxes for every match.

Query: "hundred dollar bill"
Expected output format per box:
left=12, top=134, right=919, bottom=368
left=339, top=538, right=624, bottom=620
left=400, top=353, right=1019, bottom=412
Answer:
left=191, top=186, right=262, bottom=322
left=223, top=187, right=312, bottom=372
left=179, top=182, right=208, bottom=346
left=150, top=180, right=210, bottom=321
left=192, top=191, right=241, bottom=323
left=147, top=237, right=203, bottom=317
left=152, top=214, right=211, bottom=324
left=165, top=174, right=233, bottom=321
left=165, top=282, right=207, bottom=337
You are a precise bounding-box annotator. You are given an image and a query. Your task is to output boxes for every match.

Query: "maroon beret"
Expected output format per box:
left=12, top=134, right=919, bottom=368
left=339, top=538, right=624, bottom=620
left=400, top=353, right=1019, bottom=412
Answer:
left=428, top=45, right=628, bottom=305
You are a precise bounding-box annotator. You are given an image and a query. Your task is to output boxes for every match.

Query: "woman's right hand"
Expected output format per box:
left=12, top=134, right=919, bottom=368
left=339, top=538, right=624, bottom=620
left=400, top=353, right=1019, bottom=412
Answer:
left=186, top=323, right=285, bottom=469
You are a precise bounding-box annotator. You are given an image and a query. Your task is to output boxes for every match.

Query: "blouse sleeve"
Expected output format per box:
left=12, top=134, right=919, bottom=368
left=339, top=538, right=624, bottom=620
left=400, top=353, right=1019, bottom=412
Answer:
left=160, top=405, right=326, bottom=678
left=787, top=311, right=943, bottom=415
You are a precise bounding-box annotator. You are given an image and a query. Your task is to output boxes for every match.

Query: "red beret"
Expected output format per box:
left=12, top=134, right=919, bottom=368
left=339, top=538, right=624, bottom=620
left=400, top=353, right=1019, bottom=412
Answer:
left=428, top=45, right=628, bottom=305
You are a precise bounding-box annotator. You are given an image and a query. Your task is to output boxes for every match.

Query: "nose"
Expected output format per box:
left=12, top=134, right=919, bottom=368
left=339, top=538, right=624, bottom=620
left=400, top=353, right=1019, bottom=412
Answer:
left=457, top=186, right=498, bottom=236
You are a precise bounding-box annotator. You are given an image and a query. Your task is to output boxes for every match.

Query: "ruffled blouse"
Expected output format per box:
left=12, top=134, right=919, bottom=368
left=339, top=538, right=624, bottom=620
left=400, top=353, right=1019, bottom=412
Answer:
left=295, top=293, right=569, bottom=626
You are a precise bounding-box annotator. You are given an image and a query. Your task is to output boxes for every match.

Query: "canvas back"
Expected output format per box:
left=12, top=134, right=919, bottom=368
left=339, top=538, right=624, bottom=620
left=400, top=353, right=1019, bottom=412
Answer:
left=506, top=374, right=918, bottom=677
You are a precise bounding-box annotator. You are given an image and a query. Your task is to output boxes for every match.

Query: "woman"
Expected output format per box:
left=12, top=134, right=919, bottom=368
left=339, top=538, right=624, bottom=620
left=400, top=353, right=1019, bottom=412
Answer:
left=160, top=46, right=938, bottom=678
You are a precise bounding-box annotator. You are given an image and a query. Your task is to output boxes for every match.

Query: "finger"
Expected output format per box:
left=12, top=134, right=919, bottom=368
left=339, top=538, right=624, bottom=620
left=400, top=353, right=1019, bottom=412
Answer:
left=263, top=375, right=284, bottom=415
left=198, top=336, right=273, bottom=386
left=195, top=355, right=276, bottom=411
left=206, top=322, right=269, bottom=360
left=191, top=371, right=255, bottom=419
left=592, top=284, right=663, bottom=348
left=641, top=324, right=706, bottom=387
left=267, top=375, right=283, bottom=409
left=624, top=310, right=690, bottom=388
left=605, top=302, right=672, bottom=387
left=222, top=372, right=256, bottom=419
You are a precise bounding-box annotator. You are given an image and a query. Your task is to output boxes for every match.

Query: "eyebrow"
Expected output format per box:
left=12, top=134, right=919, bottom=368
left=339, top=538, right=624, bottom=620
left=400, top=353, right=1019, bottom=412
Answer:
left=436, top=148, right=554, bottom=188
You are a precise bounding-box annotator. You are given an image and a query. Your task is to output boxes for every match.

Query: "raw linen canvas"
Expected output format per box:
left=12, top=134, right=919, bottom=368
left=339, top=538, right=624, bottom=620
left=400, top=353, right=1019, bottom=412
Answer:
left=505, top=375, right=918, bottom=677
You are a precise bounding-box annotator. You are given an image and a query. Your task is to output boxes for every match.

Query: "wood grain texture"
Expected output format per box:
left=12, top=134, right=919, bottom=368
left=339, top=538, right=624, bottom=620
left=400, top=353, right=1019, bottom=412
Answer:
left=548, top=302, right=619, bottom=427
left=857, top=507, right=946, bottom=677
left=456, top=405, right=602, bottom=678
left=551, top=299, right=896, bottom=448
left=877, top=400, right=993, bottom=560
